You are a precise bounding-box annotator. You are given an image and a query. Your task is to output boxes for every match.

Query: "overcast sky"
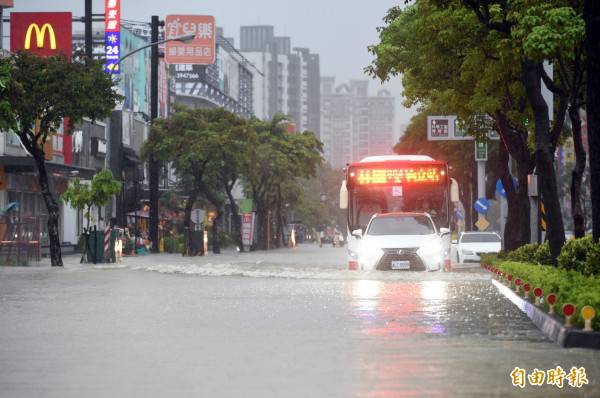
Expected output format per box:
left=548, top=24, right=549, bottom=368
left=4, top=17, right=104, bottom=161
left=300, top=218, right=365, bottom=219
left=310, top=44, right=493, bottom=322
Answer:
left=5, top=0, right=415, bottom=126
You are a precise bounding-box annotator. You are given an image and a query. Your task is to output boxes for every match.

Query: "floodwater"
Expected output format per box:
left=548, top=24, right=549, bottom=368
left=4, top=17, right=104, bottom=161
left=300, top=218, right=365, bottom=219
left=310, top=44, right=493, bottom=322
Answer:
left=1, top=245, right=599, bottom=397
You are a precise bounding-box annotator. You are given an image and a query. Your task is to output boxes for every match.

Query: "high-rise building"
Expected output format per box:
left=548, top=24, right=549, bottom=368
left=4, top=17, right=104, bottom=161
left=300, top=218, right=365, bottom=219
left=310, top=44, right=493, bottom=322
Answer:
left=320, top=78, right=395, bottom=169
left=240, top=26, right=320, bottom=135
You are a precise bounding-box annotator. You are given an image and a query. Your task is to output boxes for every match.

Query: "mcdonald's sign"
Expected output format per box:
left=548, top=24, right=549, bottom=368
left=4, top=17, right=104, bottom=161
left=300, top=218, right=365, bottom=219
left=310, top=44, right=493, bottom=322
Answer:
left=10, top=12, right=72, bottom=59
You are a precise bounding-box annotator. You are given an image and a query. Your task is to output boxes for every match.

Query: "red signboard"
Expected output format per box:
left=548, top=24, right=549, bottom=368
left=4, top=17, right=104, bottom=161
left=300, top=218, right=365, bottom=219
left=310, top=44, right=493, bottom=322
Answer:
left=10, top=12, right=72, bottom=59
left=351, top=167, right=445, bottom=185
left=165, top=15, right=216, bottom=65
left=104, top=0, right=120, bottom=32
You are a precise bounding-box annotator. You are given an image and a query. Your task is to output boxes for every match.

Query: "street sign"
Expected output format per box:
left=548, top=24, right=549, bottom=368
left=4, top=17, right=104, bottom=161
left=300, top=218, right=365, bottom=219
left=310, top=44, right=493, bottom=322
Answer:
left=496, top=177, right=519, bottom=198
left=475, top=141, right=488, bottom=161
left=427, top=116, right=455, bottom=141
left=191, top=209, right=205, bottom=230
left=496, top=179, right=506, bottom=198
left=475, top=217, right=490, bottom=231
left=165, top=15, right=216, bottom=65
left=474, top=198, right=489, bottom=214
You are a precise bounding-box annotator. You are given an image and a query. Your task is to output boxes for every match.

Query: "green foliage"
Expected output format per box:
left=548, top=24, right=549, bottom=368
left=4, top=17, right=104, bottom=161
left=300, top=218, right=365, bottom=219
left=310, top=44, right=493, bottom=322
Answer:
left=512, top=4, right=585, bottom=61
left=506, top=243, right=539, bottom=262
left=489, top=259, right=600, bottom=330
left=557, top=236, right=595, bottom=274
left=163, top=234, right=184, bottom=254
left=532, top=240, right=552, bottom=265
left=1, top=52, right=121, bottom=149
left=60, top=169, right=121, bottom=226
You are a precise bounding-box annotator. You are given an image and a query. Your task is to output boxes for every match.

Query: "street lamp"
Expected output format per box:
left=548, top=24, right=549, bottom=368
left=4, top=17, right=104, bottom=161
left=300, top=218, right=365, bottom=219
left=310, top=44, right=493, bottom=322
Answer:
left=109, top=33, right=195, bottom=75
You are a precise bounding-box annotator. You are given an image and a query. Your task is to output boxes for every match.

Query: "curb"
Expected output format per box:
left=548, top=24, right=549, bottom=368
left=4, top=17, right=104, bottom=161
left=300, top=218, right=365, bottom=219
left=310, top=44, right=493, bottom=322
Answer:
left=491, top=279, right=600, bottom=349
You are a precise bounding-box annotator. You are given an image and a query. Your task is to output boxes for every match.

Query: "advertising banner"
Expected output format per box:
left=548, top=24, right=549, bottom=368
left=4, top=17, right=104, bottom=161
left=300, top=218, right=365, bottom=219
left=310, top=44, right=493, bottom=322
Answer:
left=10, top=12, right=72, bottom=59
left=165, top=15, right=216, bottom=65
left=104, top=0, right=121, bottom=74
left=241, top=213, right=255, bottom=246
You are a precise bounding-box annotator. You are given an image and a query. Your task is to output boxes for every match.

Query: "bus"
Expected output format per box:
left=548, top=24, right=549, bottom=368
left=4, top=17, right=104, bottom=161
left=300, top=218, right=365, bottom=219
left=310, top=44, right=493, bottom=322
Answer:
left=339, top=155, right=459, bottom=270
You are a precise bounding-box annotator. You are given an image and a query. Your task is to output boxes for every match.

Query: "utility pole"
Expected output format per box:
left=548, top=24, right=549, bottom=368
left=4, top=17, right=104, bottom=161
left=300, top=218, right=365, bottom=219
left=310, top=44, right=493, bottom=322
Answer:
left=149, top=15, right=160, bottom=252
left=84, top=0, right=93, bottom=59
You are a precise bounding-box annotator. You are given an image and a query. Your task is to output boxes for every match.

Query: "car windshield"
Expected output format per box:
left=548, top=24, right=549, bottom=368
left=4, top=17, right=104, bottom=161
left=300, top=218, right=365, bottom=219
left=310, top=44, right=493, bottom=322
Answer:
left=367, top=215, right=435, bottom=236
left=461, top=233, right=501, bottom=243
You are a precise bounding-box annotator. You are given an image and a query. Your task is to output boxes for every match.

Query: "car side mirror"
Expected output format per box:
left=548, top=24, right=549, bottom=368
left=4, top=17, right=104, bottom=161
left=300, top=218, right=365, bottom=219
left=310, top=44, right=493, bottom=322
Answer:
left=439, top=227, right=451, bottom=237
left=351, top=229, right=363, bottom=239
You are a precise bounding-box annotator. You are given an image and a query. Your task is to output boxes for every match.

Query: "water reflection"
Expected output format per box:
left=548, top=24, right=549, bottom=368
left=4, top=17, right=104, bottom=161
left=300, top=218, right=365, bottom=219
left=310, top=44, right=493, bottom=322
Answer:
left=350, top=278, right=451, bottom=398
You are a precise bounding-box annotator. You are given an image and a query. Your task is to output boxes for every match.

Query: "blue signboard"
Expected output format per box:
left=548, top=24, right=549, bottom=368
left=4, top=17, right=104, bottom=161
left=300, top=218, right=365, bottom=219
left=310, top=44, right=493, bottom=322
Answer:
left=105, top=31, right=120, bottom=74
left=496, top=177, right=519, bottom=198
left=474, top=198, right=490, bottom=214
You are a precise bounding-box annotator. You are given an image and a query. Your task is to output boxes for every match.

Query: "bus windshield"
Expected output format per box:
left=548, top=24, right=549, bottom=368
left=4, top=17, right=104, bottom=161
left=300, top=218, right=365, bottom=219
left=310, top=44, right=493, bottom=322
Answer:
left=346, top=161, right=449, bottom=232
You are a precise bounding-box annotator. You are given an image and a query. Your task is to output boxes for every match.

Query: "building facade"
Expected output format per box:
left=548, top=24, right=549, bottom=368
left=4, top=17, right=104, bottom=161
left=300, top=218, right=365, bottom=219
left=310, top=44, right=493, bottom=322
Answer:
left=240, top=26, right=320, bottom=135
left=320, top=78, right=395, bottom=169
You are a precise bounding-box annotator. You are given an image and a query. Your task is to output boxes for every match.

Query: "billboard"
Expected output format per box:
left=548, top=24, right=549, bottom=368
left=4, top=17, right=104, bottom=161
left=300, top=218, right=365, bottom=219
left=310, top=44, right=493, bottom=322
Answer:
left=165, top=15, right=216, bottom=65
left=10, top=12, right=72, bottom=59
left=104, top=0, right=121, bottom=74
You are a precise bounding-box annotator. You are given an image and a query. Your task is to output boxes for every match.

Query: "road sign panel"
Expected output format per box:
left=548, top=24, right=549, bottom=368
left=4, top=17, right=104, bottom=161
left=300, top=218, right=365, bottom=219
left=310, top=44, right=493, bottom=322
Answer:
left=474, top=198, right=489, bottom=214
left=475, top=141, right=487, bottom=161
left=475, top=217, right=489, bottom=231
left=165, top=15, right=216, bottom=65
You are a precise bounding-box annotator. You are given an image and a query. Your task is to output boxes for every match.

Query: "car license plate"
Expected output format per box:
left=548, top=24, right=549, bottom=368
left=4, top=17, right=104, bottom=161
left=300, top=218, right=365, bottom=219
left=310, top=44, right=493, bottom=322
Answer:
left=391, top=260, right=410, bottom=270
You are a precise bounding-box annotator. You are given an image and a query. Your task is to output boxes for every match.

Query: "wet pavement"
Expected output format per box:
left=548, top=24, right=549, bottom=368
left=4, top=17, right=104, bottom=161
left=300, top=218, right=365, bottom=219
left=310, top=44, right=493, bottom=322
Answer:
left=1, top=244, right=599, bottom=397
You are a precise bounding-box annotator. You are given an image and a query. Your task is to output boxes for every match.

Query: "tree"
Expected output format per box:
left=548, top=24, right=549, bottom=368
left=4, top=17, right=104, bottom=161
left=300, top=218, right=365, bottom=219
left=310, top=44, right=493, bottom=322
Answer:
left=60, top=170, right=121, bottom=262
left=0, top=52, right=121, bottom=266
left=61, top=170, right=122, bottom=229
left=144, top=107, right=254, bottom=254
left=367, top=1, right=534, bottom=250
left=457, top=0, right=571, bottom=260
left=242, top=116, right=323, bottom=250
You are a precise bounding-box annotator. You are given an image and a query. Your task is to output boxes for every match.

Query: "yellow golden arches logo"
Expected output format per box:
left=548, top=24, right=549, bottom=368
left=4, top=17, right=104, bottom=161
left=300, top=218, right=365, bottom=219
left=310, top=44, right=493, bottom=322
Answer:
left=24, top=23, right=57, bottom=50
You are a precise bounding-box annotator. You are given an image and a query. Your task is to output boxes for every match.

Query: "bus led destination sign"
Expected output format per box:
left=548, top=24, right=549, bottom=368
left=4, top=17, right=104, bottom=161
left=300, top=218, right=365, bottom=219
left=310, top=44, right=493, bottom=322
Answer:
left=352, top=167, right=445, bottom=185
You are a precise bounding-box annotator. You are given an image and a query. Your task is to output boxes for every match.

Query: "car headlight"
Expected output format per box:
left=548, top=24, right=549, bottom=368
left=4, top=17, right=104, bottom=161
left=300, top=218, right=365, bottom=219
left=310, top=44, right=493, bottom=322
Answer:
left=360, top=245, right=383, bottom=260
left=461, top=250, right=474, bottom=255
left=420, top=241, right=443, bottom=256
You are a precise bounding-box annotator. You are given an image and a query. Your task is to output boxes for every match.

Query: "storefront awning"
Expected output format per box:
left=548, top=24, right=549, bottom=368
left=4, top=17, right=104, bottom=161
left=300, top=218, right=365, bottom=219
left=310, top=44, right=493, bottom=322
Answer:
left=0, top=156, right=96, bottom=180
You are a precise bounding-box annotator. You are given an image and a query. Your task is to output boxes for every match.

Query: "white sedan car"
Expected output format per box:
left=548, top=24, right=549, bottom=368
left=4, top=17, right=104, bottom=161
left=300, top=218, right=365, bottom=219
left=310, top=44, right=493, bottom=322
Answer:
left=456, top=232, right=502, bottom=263
left=353, top=212, right=449, bottom=272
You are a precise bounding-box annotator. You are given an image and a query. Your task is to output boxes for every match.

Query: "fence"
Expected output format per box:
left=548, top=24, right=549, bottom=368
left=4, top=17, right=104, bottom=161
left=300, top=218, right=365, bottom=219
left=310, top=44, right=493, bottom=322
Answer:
left=0, top=217, right=41, bottom=265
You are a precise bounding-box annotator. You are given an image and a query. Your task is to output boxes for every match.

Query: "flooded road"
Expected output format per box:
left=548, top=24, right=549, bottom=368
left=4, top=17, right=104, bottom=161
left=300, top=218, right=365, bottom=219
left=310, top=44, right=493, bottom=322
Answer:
left=1, top=245, right=599, bottom=397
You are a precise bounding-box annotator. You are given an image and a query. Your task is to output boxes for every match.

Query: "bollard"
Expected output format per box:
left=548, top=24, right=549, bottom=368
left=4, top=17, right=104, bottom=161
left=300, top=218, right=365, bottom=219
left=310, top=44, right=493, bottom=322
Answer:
left=563, top=303, right=575, bottom=328
left=533, top=287, right=543, bottom=307
left=523, top=283, right=531, bottom=299
left=581, top=306, right=596, bottom=332
left=546, top=293, right=557, bottom=314
left=514, top=278, right=522, bottom=293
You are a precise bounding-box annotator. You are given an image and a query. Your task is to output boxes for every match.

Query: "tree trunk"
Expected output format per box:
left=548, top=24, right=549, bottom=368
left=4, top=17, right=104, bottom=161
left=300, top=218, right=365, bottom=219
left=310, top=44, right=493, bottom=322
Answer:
left=522, top=59, right=565, bottom=261
left=495, top=113, right=532, bottom=250
left=211, top=210, right=221, bottom=254
left=275, top=184, right=284, bottom=248
left=224, top=183, right=243, bottom=251
left=32, top=151, right=63, bottom=267
left=255, top=200, right=266, bottom=250
left=569, top=105, right=586, bottom=238
left=183, top=191, right=196, bottom=256
left=585, top=0, right=600, bottom=241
